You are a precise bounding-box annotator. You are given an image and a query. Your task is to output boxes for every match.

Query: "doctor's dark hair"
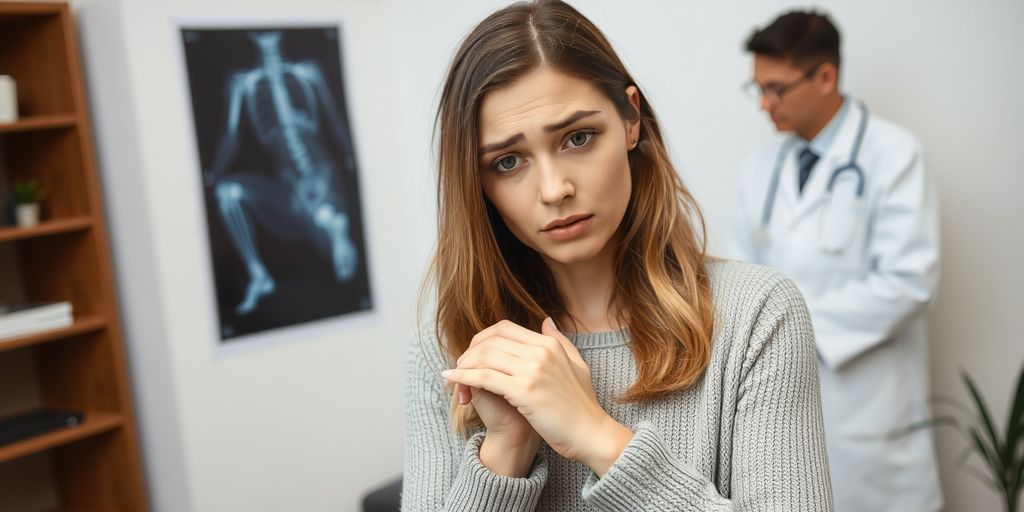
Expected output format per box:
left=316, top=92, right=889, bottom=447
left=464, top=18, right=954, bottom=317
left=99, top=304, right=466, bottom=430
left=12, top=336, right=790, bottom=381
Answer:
left=745, top=10, right=841, bottom=70
left=425, top=0, right=715, bottom=434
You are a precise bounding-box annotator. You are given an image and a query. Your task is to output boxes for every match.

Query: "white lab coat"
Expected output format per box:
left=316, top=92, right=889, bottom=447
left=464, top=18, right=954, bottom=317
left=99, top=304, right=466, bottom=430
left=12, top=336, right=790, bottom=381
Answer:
left=729, top=101, right=943, bottom=511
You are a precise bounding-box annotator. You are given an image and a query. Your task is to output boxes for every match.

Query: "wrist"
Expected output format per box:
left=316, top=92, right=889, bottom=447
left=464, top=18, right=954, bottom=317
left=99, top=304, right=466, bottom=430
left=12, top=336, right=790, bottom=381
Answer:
left=580, top=415, right=634, bottom=477
left=479, top=431, right=541, bottom=477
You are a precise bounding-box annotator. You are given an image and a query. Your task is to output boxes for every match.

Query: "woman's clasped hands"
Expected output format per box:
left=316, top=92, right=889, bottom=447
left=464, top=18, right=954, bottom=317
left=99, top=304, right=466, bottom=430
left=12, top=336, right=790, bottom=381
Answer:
left=441, top=318, right=634, bottom=478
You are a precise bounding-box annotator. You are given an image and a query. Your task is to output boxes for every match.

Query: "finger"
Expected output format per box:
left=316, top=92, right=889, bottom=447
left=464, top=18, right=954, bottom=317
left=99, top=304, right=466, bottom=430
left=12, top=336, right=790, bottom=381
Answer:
left=459, top=336, right=542, bottom=366
left=442, top=373, right=473, bottom=405
left=441, top=368, right=517, bottom=399
left=459, top=336, right=519, bottom=365
left=457, top=333, right=536, bottom=406
left=469, top=320, right=549, bottom=351
left=471, top=319, right=579, bottom=373
left=457, top=344, right=537, bottom=378
left=541, top=316, right=586, bottom=367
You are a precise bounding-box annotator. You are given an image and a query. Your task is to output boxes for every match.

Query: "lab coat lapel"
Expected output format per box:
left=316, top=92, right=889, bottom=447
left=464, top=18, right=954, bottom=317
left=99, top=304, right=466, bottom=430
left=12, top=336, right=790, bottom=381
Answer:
left=790, top=101, right=864, bottom=225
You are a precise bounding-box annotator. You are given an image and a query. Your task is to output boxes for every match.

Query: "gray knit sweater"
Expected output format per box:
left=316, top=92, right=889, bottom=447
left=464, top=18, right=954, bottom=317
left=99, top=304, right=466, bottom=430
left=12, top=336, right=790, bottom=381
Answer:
left=402, top=261, right=834, bottom=511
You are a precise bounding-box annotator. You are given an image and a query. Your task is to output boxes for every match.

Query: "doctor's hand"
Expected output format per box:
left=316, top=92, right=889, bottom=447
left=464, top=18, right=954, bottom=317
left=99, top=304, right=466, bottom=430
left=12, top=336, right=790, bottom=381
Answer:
left=443, top=318, right=635, bottom=477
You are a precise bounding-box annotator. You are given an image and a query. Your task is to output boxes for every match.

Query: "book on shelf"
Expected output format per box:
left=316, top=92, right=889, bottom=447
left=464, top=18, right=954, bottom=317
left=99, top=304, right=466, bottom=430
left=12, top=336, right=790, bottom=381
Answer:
left=0, top=301, right=74, bottom=340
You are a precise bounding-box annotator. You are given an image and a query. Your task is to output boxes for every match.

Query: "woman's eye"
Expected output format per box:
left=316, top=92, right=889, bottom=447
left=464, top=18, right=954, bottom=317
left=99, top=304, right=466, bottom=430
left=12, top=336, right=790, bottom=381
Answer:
left=565, top=131, right=594, bottom=149
left=493, top=155, right=522, bottom=172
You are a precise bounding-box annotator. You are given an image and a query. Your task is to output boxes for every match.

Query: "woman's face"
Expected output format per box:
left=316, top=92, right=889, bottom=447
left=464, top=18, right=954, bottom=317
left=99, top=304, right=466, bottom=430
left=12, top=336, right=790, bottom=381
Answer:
left=477, top=66, right=640, bottom=269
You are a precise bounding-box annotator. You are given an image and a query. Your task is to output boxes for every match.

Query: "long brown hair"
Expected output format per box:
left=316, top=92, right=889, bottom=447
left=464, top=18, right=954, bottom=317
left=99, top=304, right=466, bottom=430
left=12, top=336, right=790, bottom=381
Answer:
left=424, top=0, right=715, bottom=432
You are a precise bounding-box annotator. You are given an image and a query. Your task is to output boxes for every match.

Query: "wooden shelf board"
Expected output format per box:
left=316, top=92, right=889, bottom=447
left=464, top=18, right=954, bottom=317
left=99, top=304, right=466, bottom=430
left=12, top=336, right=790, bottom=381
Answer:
left=0, top=217, right=92, bottom=243
left=0, top=11, right=60, bottom=23
left=0, top=412, right=122, bottom=464
left=0, top=2, right=63, bottom=17
left=0, top=315, right=106, bottom=353
left=0, top=115, right=77, bottom=134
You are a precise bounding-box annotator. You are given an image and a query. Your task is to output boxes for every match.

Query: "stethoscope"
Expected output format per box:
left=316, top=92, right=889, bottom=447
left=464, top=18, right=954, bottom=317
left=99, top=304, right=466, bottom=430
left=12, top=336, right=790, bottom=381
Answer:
left=755, top=102, right=869, bottom=255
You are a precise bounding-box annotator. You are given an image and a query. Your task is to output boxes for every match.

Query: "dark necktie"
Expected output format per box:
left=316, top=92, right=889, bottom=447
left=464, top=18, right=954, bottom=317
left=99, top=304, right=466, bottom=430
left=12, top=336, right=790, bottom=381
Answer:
left=797, top=147, right=819, bottom=194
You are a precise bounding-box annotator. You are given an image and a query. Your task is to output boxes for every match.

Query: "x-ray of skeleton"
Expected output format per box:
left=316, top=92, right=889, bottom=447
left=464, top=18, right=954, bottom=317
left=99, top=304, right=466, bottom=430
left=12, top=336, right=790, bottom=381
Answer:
left=183, top=26, right=372, bottom=341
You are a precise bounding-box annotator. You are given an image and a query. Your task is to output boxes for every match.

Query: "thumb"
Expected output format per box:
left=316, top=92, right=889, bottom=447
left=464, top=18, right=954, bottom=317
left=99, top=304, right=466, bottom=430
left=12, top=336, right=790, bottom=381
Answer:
left=542, top=317, right=585, bottom=365
left=541, top=316, right=564, bottom=339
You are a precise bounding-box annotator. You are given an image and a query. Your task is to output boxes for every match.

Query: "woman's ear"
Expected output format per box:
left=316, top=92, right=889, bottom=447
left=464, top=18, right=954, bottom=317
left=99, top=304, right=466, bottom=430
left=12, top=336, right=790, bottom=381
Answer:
left=624, top=85, right=641, bottom=149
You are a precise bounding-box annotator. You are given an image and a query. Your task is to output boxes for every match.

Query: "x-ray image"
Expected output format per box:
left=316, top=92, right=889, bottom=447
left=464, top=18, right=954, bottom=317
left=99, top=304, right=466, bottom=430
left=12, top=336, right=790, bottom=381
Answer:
left=182, top=26, right=372, bottom=342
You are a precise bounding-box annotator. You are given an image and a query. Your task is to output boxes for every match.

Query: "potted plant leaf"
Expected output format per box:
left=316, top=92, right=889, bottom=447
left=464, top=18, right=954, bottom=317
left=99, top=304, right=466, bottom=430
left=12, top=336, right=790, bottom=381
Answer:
left=12, top=179, right=41, bottom=227
left=906, top=362, right=1024, bottom=511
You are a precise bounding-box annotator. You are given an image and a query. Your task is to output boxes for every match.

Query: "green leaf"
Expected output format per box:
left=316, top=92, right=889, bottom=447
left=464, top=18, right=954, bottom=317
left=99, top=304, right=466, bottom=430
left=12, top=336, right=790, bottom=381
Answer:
left=12, top=179, right=40, bottom=204
left=964, top=463, right=1000, bottom=492
left=963, top=370, right=1006, bottom=470
left=1015, top=442, right=1024, bottom=493
left=931, top=393, right=976, bottom=419
left=1016, top=461, right=1023, bottom=496
left=1006, top=362, right=1024, bottom=470
left=969, top=426, right=1006, bottom=491
left=954, top=443, right=978, bottom=469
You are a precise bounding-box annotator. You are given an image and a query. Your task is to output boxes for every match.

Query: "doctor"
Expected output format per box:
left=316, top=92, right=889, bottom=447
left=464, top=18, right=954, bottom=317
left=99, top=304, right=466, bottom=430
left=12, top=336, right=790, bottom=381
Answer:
left=730, top=11, right=942, bottom=511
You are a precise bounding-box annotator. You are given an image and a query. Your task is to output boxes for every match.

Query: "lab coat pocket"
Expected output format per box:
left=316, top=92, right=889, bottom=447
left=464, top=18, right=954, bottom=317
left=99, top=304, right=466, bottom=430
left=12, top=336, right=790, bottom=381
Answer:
left=830, top=343, right=912, bottom=439
left=818, top=189, right=863, bottom=256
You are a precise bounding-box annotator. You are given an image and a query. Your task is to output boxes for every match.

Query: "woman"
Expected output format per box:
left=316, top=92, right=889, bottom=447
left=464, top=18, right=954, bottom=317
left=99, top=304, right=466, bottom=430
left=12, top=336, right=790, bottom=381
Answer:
left=404, top=1, right=833, bottom=510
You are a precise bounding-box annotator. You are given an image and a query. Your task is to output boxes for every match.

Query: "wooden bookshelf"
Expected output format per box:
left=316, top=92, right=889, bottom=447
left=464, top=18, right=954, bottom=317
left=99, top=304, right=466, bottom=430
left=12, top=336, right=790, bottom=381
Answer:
left=0, top=217, right=92, bottom=242
left=0, top=412, right=122, bottom=464
left=0, top=2, right=149, bottom=511
left=0, top=315, right=106, bottom=353
left=0, top=114, right=77, bottom=134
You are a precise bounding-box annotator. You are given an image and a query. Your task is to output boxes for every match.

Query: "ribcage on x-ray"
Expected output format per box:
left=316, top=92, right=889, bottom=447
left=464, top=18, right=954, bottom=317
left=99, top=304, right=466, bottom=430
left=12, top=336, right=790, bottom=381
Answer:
left=249, top=70, right=318, bottom=136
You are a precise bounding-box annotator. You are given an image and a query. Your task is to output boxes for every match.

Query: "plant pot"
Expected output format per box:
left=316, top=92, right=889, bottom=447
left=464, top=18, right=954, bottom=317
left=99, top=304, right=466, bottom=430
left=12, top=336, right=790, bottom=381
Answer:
left=15, top=202, right=39, bottom=227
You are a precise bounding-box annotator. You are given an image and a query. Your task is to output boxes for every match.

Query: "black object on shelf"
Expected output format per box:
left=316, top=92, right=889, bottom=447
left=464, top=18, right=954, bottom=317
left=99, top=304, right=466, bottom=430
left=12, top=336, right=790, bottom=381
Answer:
left=0, top=408, right=84, bottom=446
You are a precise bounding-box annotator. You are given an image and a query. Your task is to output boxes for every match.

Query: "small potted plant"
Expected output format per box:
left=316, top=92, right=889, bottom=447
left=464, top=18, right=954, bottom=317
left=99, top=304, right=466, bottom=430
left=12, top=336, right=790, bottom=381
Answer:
left=905, top=362, right=1024, bottom=511
left=12, top=179, right=42, bottom=227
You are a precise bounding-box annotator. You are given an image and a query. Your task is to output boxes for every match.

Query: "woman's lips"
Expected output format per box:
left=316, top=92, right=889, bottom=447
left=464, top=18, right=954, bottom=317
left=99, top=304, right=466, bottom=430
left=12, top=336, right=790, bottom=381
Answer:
left=541, top=214, right=593, bottom=242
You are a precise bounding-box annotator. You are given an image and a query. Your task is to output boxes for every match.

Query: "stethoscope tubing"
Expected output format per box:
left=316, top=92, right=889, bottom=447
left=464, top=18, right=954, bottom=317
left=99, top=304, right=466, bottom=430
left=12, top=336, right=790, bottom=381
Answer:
left=758, top=102, right=869, bottom=241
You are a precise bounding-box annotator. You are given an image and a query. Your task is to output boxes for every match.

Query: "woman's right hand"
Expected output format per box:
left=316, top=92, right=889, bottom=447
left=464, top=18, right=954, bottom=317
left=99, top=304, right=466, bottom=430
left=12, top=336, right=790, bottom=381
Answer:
left=462, top=386, right=540, bottom=477
left=453, top=374, right=539, bottom=477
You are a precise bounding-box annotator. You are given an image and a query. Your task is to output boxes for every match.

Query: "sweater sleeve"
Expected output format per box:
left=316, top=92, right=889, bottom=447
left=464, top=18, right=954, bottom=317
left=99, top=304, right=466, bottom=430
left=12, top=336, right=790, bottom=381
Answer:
left=580, top=277, right=834, bottom=511
left=401, top=327, right=549, bottom=511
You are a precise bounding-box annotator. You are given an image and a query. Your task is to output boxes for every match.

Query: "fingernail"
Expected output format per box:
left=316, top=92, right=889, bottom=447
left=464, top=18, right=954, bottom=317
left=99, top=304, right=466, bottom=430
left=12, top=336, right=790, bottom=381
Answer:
left=441, top=369, right=453, bottom=378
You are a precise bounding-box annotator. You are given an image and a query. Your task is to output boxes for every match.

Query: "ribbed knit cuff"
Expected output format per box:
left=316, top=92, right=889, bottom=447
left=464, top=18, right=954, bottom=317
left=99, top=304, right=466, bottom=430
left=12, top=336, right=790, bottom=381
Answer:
left=581, top=422, right=729, bottom=511
left=445, top=431, right=548, bottom=511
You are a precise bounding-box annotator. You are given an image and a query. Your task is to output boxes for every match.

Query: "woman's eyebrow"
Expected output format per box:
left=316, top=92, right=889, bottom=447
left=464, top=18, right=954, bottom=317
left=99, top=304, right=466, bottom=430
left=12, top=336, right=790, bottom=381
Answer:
left=543, top=110, right=601, bottom=133
left=479, top=133, right=525, bottom=156
left=478, top=110, right=603, bottom=157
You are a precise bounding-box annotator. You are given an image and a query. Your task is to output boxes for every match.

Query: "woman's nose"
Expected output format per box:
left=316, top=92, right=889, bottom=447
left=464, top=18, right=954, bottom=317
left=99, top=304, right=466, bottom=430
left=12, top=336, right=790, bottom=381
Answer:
left=536, top=157, right=574, bottom=205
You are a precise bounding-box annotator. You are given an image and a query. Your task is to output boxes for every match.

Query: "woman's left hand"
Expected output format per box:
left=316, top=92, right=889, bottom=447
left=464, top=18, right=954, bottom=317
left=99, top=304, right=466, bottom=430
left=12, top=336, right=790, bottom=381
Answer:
left=442, top=317, right=634, bottom=476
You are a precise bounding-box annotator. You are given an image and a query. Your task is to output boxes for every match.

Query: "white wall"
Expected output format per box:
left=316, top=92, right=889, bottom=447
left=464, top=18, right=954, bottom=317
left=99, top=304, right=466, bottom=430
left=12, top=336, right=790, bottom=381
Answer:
left=69, top=0, right=1023, bottom=510
left=75, top=0, right=418, bottom=510
left=392, top=1, right=1024, bottom=511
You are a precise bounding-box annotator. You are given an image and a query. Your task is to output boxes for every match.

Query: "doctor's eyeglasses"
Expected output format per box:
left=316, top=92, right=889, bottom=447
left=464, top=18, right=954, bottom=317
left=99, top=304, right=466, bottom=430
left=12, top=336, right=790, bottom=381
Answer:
left=743, top=61, right=825, bottom=103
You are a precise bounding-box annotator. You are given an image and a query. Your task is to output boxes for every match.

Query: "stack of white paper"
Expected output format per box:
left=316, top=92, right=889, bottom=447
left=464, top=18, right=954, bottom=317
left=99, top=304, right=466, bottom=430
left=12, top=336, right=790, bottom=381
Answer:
left=0, top=302, right=74, bottom=340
